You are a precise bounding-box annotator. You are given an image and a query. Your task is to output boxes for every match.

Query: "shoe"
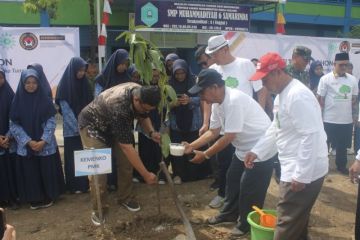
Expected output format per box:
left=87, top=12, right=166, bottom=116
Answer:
left=208, top=195, right=224, bottom=209
left=91, top=212, right=105, bottom=226
left=121, top=199, right=141, bottom=212
left=132, top=177, right=140, bottom=183
left=230, top=227, right=249, bottom=236
left=173, top=176, right=182, bottom=185
left=158, top=179, right=166, bottom=185
left=337, top=168, right=349, bottom=175
left=30, top=200, right=53, bottom=210
left=207, top=215, right=237, bottom=225
left=209, top=180, right=219, bottom=191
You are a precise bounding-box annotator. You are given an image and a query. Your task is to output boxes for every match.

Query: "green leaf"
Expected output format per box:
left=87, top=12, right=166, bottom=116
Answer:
left=165, top=85, right=177, bottom=104
left=116, top=31, right=130, bottom=41
left=161, top=133, right=171, bottom=158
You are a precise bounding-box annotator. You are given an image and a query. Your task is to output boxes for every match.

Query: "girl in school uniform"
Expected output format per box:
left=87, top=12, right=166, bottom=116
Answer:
left=169, top=59, right=210, bottom=184
left=0, top=67, right=18, bottom=208
left=56, top=57, right=93, bottom=193
left=10, top=69, right=65, bottom=209
left=94, top=49, right=131, bottom=96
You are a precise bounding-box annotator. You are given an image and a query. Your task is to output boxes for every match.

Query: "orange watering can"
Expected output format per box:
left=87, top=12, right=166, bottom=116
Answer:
left=252, top=206, right=277, bottom=228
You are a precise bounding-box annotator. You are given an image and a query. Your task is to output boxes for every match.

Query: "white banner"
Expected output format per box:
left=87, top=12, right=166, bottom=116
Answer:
left=0, top=27, right=80, bottom=93
left=74, top=148, right=112, bottom=177
left=226, top=32, right=360, bottom=79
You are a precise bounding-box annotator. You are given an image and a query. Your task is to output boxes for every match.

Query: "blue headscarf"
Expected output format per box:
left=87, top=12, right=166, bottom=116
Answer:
left=27, top=63, right=52, bottom=98
left=10, top=69, right=56, bottom=141
left=169, top=59, right=195, bottom=94
left=165, top=53, right=179, bottom=76
left=95, top=49, right=131, bottom=89
left=55, top=57, right=93, bottom=118
left=0, top=68, right=15, bottom=137
left=309, top=61, right=323, bottom=90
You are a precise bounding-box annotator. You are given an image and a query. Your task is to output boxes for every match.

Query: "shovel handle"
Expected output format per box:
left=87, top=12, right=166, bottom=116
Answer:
left=252, top=205, right=265, bottom=216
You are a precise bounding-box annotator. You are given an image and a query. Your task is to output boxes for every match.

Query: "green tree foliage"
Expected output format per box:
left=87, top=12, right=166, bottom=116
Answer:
left=23, top=0, right=59, bottom=19
left=117, top=31, right=177, bottom=158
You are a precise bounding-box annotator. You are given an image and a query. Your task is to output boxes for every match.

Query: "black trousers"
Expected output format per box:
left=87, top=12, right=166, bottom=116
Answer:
left=218, top=154, right=275, bottom=232
left=217, top=143, right=235, bottom=197
left=324, top=122, right=353, bottom=170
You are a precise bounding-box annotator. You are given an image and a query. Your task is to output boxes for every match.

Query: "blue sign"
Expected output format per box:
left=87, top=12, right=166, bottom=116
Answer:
left=135, top=0, right=250, bottom=33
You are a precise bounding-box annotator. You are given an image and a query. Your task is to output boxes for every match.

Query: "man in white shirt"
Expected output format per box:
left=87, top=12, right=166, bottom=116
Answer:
left=200, top=35, right=269, bottom=209
left=245, top=52, right=328, bottom=240
left=317, top=52, right=358, bottom=175
left=184, top=69, right=275, bottom=236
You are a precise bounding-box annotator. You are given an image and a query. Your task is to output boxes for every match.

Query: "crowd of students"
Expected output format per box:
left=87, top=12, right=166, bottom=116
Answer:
left=1, top=34, right=360, bottom=239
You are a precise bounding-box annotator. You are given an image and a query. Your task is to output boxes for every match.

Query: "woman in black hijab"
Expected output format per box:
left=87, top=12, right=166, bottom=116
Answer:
left=94, top=49, right=131, bottom=95
left=0, top=67, right=18, bottom=208
left=10, top=69, right=65, bottom=209
left=169, top=59, right=210, bottom=183
left=309, top=60, right=324, bottom=93
left=27, top=63, right=52, bottom=98
left=56, top=57, right=93, bottom=193
left=165, top=53, right=179, bottom=77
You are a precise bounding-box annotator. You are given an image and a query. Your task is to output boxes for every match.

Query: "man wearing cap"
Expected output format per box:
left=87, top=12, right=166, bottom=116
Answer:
left=244, top=52, right=328, bottom=240
left=183, top=69, right=276, bottom=236
left=317, top=52, right=358, bottom=175
left=201, top=35, right=268, bottom=209
left=286, top=46, right=312, bottom=86
left=195, top=46, right=216, bottom=70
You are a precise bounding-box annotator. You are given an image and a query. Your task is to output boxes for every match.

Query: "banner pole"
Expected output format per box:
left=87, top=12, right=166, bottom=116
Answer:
left=96, top=0, right=103, bottom=71
left=94, top=175, right=104, bottom=227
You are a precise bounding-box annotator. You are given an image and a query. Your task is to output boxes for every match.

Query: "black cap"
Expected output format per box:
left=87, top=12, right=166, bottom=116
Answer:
left=335, top=52, right=349, bottom=61
left=188, top=69, right=223, bottom=95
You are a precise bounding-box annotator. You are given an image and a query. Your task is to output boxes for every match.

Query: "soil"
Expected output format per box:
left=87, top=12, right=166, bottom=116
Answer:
left=5, top=145, right=358, bottom=240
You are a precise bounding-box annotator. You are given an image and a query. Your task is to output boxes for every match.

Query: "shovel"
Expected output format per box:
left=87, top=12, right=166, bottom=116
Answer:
left=252, top=206, right=277, bottom=228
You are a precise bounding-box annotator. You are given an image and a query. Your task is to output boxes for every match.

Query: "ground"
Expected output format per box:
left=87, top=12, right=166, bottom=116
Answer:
left=5, top=153, right=357, bottom=240
left=5, top=120, right=358, bottom=240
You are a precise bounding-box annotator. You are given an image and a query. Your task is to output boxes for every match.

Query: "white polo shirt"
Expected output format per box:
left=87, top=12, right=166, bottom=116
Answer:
left=210, top=57, right=263, bottom=96
left=210, top=87, right=273, bottom=161
left=317, top=72, right=358, bottom=124
left=252, top=79, right=328, bottom=184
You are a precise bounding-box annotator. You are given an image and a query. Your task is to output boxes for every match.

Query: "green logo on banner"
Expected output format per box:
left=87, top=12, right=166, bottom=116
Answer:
left=141, top=2, right=158, bottom=27
left=0, top=33, right=16, bottom=49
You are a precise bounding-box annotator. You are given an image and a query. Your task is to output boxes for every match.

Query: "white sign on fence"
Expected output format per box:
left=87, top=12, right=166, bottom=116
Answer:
left=225, top=32, right=360, bottom=79
left=74, top=148, right=112, bottom=177
left=0, top=27, right=80, bottom=91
